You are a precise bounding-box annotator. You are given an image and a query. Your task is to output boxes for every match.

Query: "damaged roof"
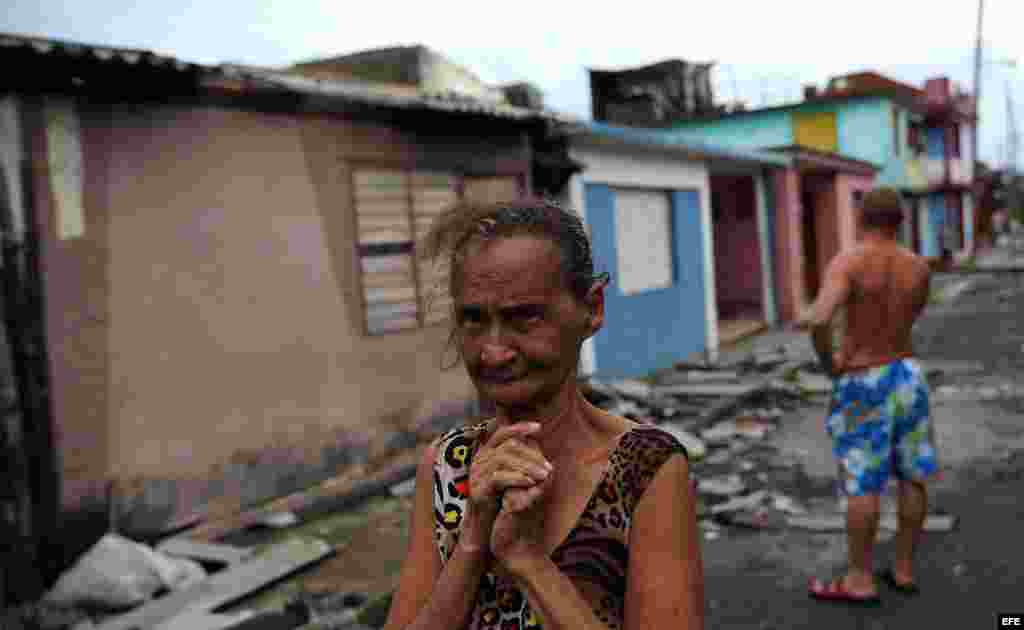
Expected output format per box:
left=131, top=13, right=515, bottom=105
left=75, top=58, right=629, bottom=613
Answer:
left=0, top=31, right=207, bottom=73
left=213, top=65, right=579, bottom=124
left=570, top=121, right=792, bottom=168
left=0, top=32, right=579, bottom=125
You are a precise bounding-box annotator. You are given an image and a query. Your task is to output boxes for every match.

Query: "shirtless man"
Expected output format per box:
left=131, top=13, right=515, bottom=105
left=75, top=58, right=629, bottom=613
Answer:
left=797, top=187, right=938, bottom=605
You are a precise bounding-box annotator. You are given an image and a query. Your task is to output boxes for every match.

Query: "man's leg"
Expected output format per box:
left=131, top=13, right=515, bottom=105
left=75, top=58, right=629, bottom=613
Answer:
left=892, top=480, right=927, bottom=584
left=844, top=492, right=882, bottom=593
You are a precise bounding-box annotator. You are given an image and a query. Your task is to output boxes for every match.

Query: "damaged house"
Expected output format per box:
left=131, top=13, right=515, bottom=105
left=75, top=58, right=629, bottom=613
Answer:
left=0, top=33, right=581, bottom=589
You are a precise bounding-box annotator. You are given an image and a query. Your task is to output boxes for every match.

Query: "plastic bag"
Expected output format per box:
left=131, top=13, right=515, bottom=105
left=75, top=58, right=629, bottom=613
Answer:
left=43, top=533, right=207, bottom=609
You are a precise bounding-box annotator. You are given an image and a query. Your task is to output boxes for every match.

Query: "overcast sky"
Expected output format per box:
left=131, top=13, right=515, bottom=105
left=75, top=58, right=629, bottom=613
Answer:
left=4, top=0, right=1022, bottom=166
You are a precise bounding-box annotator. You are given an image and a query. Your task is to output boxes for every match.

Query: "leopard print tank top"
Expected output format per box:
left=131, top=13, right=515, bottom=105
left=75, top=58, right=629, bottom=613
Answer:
left=432, top=421, right=687, bottom=629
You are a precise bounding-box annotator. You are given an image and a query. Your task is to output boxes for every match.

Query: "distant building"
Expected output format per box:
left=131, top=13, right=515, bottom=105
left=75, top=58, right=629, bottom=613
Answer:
left=589, top=59, right=719, bottom=127
left=659, top=69, right=977, bottom=267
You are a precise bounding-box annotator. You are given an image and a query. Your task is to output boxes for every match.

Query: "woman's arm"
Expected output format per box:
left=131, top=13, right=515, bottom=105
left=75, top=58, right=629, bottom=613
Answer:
left=499, top=453, right=702, bottom=630
left=624, top=453, right=704, bottom=630
left=382, top=444, right=489, bottom=630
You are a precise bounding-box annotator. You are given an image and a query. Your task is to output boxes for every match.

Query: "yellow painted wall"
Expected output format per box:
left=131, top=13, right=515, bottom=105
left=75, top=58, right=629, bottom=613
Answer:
left=793, top=111, right=838, bottom=153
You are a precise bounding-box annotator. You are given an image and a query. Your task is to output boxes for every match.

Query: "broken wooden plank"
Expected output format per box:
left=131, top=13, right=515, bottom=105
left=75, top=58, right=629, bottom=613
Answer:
left=155, top=539, right=255, bottom=567
left=97, top=537, right=334, bottom=630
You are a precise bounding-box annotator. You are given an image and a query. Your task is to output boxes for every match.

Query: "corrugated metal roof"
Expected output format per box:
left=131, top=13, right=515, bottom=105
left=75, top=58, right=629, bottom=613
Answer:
left=571, top=122, right=791, bottom=167
left=215, top=66, right=580, bottom=125
left=1, top=32, right=578, bottom=125
left=0, top=32, right=207, bottom=73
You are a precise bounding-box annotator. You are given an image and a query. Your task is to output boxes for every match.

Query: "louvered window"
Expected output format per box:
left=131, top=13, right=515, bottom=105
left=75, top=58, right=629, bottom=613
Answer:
left=354, top=168, right=521, bottom=335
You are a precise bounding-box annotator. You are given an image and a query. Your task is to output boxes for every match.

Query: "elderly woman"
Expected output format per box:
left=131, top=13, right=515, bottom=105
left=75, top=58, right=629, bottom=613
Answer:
left=383, top=198, right=704, bottom=630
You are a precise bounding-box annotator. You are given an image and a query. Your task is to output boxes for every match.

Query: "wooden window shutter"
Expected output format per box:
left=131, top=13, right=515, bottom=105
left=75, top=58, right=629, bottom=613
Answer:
left=355, top=169, right=419, bottom=335
left=413, top=172, right=458, bottom=325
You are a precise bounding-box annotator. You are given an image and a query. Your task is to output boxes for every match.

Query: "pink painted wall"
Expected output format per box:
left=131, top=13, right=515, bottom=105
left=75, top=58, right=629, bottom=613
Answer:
left=833, top=173, right=876, bottom=250
left=808, top=175, right=839, bottom=294
left=710, top=175, right=763, bottom=319
left=772, top=168, right=803, bottom=322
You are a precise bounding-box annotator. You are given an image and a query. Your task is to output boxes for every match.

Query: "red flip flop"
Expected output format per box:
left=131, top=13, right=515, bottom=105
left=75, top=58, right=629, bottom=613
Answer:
left=808, top=577, right=882, bottom=606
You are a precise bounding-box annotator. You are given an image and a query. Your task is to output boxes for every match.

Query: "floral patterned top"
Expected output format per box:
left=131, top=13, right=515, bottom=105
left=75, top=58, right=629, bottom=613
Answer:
left=431, top=421, right=688, bottom=630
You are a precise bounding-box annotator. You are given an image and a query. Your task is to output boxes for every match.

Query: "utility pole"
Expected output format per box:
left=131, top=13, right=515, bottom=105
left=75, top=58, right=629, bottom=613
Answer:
left=1008, top=77, right=1019, bottom=212
left=972, top=0, right=985, bottom=173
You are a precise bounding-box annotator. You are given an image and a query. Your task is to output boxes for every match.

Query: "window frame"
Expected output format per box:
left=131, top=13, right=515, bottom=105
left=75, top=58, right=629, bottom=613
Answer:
left=349, top=160, right=527, bottom=337
left=610, top=186, right=676, bottom=297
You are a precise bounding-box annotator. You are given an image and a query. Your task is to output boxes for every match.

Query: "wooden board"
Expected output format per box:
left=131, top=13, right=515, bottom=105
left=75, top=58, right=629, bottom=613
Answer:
left=97, top=537, right=334, bottom=630
left=155, top=538, right=255, bottom=567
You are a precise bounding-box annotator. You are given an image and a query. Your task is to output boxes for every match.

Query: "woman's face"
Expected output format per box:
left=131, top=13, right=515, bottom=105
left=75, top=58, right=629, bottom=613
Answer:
left=453, top=235, right=601, bottom=412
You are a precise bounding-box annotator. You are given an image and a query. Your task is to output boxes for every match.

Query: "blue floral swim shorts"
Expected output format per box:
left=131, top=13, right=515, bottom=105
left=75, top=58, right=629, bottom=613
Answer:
left=826, top=358, right=939, bottom=496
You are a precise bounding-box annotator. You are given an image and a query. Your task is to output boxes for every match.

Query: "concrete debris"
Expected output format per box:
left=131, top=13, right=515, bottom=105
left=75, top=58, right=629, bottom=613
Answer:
left=700, top=420, right=737, bottom=445
left=604, top=400, right=645, bottom=417
left=704, top=450, right=733, bottom=466
left=609, top=379, right=654, bottom=400
left=709, top=490, right=769, bottom=515
left=698, top=519, right=722, bottom=532
left=156, top=538, right=255, bottom=567
left=769, top=492, right=807, bottom=516
left=260, top=511, right=301, bottom=529
left=388, top=478, right=417, bottom=498
left=660, top=370, right=741, bottom=384
left=785, top=512, right=958, bottom=533
left=717, top=507, right=789, bottom=530
left=658, top=423, right=707, bottom=460
left=738, top=459, right=756, bottom=472
left=796, top=374, right=833, bottom=395
left=704, top=531, right=721, bottom=541
left=734, top=416, right=776, bottom=440
left=697, top=474, right=746, bottom=496
left=656, top=383, right=760, bottom=398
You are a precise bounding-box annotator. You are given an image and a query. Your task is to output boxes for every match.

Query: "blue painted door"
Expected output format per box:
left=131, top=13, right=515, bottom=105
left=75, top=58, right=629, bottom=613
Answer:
left=585, top=184, right=707, bottom=379
left=923, top=193, right=946, bottom=258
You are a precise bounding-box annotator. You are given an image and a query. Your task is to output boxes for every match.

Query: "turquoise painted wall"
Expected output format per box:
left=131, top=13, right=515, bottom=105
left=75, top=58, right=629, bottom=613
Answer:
left=836, top=97, right=892, bottom=165
left=669, top=109, right=792, bottom=150
left=667, top=96, right=919, bottom=189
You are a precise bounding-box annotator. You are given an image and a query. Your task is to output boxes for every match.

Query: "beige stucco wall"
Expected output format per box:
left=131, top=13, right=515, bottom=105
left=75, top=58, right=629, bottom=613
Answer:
left=38, top=101, right=529, bottom=531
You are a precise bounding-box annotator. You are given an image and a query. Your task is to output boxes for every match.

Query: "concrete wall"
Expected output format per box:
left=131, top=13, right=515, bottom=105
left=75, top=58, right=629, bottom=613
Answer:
left=568, top=144, right=717, bottom=371
left=772, top=168, right=804, bottom=322
left=34, top=100, right=530, bottom=533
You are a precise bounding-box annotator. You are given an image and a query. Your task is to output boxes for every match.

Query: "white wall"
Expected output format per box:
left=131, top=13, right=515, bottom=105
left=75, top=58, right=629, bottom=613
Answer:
left=566, top=144, right=718, bottom=373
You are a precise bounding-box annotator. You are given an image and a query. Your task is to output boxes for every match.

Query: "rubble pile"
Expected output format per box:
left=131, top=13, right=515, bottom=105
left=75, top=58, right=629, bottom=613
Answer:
left=581, top=347, right=962, bottom=541
left=579, top=346, right=830, bottom=540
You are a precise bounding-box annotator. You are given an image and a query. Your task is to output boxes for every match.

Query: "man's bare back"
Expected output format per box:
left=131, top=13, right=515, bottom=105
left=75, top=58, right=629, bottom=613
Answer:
left=800, top=233, right=931, bottom=376
left=835, top=239, right=931, bottom=372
